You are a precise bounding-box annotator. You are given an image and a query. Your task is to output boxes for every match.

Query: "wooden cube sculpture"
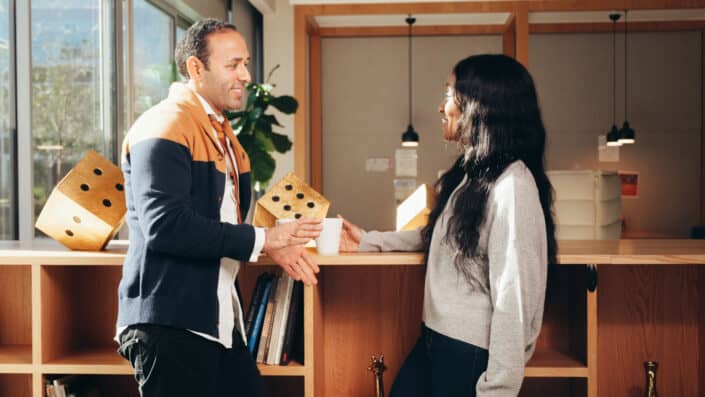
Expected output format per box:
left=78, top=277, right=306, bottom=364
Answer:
left=35, top=150, right=127, bottom=251
left=396, top=184, right=435, bottom=231
left=253, top=173, right=330, bottom=227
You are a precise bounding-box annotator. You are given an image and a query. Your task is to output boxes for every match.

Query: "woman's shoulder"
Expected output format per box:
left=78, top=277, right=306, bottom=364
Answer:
left=495, top=160, right=536, bottom=192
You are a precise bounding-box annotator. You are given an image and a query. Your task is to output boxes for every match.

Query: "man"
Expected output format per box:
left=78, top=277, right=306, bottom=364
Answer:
left=116, top=19, right=321, bottom=397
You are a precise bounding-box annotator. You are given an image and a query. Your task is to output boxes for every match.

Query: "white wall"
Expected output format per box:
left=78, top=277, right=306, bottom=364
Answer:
left=263, top=0, right=296, bottom=187
left=531, top=31, right=702, bottom=237
left=322, top=35, right=503, bottom=230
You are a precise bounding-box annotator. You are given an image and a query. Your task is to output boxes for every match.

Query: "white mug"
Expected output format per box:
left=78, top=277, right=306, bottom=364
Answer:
left=315, top=218, right=343, bottom=256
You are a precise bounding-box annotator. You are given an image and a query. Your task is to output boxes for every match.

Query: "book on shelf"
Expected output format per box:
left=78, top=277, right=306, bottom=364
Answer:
left=245, top=272, right=270, bottom=343
left=280, top=280, right=303, bottom=365
left=248, top=274, right=275, bottom=356
left=245, top=271, right=304, bottom=366
left=257, top=274, right=280, bottom=363
left=46, top=375, right=101, bottom=397
left=267, top=273, right=295, bottom=365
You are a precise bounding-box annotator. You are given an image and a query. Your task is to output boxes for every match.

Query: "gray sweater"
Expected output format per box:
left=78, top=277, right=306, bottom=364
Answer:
left=359, top=160, right=547, bottom=396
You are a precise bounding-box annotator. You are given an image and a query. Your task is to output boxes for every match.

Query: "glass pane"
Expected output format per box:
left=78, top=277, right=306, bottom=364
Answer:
left=133, top=0, right=173, bottom=119
left=31, top=0, right=111, bottom=228
left=176, top=24, right=186, bottom=45
left=0, top=0, right=15, bottom=239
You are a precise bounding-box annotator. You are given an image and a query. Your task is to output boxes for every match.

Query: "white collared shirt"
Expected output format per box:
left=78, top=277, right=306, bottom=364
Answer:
left=191, top=91, right=265, bottom=348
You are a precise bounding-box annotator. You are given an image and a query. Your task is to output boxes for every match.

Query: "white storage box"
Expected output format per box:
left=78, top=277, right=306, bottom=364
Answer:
left=547, top=170, right=622, bottom=240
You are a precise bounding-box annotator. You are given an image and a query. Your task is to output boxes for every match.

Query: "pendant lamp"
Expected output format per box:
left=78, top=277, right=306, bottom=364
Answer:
left=401, top=15, right=420, bottom=147
left=606, top=13, right=622, bottom=147
left=618, top=9, right=636, bottom=144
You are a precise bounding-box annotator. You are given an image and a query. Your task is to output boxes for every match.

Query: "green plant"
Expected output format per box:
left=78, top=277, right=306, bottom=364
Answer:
left=227, top=65, right=298, bottom=189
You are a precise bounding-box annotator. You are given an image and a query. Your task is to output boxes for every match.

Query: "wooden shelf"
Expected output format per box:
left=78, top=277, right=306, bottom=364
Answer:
left=42, top=348, right=132, bottom=375
left=526, top=351, right=588, bottom=378
left=258, top=361, right=307, bottom=376
left=0, top=345, right=32, bottom=373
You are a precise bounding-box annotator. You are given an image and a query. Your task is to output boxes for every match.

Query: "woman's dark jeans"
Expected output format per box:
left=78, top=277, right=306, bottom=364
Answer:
left=389, top=324, right=489, bottom=397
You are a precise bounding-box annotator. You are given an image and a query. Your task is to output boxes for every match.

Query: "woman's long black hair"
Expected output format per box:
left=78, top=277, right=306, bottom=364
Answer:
left=421, top=54, right=557, bottom=291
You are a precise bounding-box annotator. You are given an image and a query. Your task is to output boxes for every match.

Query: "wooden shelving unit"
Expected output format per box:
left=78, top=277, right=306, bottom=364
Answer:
left=0, top=239, right=703, bottom=396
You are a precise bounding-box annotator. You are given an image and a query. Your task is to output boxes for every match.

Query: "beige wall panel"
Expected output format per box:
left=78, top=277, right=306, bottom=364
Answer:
left=530, top=31, right=701, bottom=237
left=322, top=35, right=502, bottom=231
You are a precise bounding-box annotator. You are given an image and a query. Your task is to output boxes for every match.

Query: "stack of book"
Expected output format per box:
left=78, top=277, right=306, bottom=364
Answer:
left=245, top=272, right=304, bottom=365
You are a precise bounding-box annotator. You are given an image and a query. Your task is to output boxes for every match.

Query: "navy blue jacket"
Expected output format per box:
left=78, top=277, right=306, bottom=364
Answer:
left=117, top=83, right=253, bottom=337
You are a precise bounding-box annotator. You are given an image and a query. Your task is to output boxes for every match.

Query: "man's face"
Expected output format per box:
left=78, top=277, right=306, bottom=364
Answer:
left=198, top=30, right=251, bottom=113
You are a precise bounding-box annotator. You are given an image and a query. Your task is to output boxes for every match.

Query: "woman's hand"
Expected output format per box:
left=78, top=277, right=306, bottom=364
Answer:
left=338, top=215, right=364, bottom=252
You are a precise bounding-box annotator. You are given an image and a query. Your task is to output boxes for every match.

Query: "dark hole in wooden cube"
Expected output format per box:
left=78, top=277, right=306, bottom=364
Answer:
left=307, top=202, right=315, bottom=208
left=65, top=230, right=74, bottom=237
left=285, top=184, right=293, bottom=191
left=296, top=193, right=304, bottom=199
left=93, top=168, right=103, bottom=176
left=72, top=216, right=81, bottom=224
left=272, top=195, right=280, bottom=202
left=102, top=199, right=112, bottom=207
left=283, top=205, right=291, bottom=211
left=80, top=183, right=90, bottom=191
left=116, top=183, right=124, bottom=191
left=294, top=213, right=302, bottom=219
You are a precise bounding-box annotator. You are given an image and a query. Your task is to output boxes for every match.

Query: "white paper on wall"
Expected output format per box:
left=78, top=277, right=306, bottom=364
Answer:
left=395, top=148, right=418, bottom=177
left=365, top=157, right=392, bottom=173
left=598, top=135, right=620, bottom=162
left=393, top=178, right=417, bottom=204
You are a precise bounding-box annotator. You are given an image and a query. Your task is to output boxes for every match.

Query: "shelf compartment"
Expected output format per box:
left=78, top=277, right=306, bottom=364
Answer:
left=0, top=265, right=32, bottom=370
left=0, top=345, right=32, bottom=373
left=525, top=350, right=587, bottom=378
left=42, top=347, right=131, bottom=374
left=520, top=378, right=587, bottom=397
left=44, top=374, right=139, bottom=397
left=0, top=374, right=31, bottom=397
left=41, top=266, right=122, bottom=366
left=258, top=360, right=306, bottom=376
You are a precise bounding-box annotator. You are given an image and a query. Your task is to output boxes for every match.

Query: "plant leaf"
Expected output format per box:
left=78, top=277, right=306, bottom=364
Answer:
left=254, top=130, right=275, bottom=152
left=255, top=118, right=273, bottom=135
left=270, top=132, right=292, bottom=153
left=270, top=95, right=298, bottom=114
left=260, top=114, right=282, bottom=127
left=249, top=147, right=276, bottom=184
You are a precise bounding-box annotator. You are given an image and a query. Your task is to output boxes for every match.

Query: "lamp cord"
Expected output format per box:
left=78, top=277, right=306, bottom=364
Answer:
left=407, top=16, right=413, bottom=125
left=624, top=9, right=628, bottom=122
left=612, top=15, right=617, bottom=125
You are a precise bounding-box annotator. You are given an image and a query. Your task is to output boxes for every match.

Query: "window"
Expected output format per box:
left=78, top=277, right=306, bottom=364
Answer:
left=30, top=0, right=115, bottom=225
left=0, top=0, right=15, bottom=239
left=133, top=0, right=174, bottom=119
left=1, top=0, right=193, bottom=240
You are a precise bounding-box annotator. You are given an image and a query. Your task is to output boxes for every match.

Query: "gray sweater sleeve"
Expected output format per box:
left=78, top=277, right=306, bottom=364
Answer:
left=475, top=171, right=548, bottom=396
left=358, top=229, right=424, bottom=252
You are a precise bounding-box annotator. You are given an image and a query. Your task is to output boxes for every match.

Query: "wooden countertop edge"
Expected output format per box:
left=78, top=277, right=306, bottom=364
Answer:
left=3, top=240, right=705, bottom=265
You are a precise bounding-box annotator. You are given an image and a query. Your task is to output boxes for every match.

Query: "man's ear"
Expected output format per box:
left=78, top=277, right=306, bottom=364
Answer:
left=186, top=55, right=205, bottom=80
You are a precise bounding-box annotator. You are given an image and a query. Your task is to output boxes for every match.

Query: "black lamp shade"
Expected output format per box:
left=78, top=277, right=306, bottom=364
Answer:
left=606, top=124, right=621, bottom=147
left=618, top=120, right=635, bottom=144
left=401, top=124, right=419, bottom=147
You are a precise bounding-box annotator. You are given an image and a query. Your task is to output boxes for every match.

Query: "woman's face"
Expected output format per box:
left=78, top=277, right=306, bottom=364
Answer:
left=439, top=74, right=461, bottom=142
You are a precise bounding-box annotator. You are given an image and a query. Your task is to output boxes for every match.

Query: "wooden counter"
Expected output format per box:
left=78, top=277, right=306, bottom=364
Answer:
left=3, top=239, right=705, bottom=266
left=0, top=239, right=703, bottom=397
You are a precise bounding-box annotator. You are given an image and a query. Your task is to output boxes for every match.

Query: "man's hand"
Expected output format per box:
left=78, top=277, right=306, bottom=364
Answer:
left=338, top=215, right=363, bottom=252
left=264, top=217, right=323, bottom=251
left=267, top=244, right=319, bottom=285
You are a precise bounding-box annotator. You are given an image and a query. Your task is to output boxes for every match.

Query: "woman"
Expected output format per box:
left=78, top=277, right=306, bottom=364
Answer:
left=340, top=54, right=557, bottom=396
